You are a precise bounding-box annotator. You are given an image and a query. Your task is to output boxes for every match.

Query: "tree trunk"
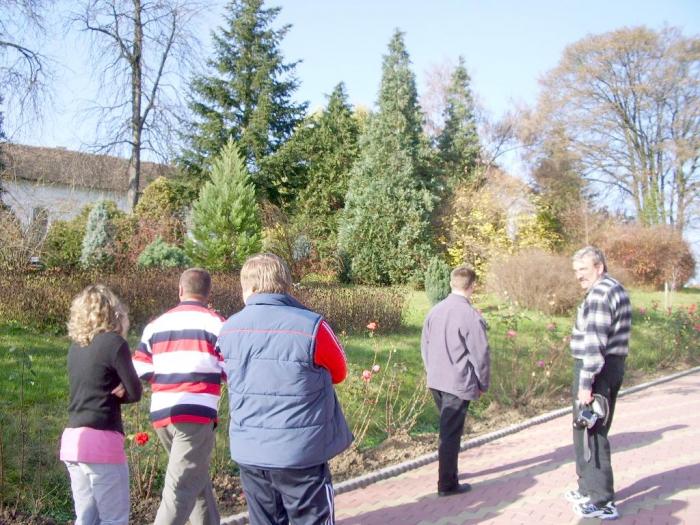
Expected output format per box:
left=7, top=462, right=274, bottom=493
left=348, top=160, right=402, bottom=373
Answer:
left=127, top=0, right=143, bottom=211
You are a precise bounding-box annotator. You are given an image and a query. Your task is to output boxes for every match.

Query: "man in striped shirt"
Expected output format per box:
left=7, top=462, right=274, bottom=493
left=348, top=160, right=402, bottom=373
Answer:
left=565, top=246, right=631, bottom=520
left=134, top=268, right=225, bottom=525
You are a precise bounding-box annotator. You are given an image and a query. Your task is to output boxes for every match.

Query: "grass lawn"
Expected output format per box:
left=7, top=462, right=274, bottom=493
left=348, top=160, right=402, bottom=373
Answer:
left=1, top=286, right=698, bottom=522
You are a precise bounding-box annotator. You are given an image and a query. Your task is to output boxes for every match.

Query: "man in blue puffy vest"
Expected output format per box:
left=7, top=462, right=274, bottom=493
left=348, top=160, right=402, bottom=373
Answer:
left=217, top=253, right=353, bottom=525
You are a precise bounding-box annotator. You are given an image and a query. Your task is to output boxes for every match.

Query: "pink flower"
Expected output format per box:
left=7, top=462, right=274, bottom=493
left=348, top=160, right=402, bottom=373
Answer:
left=688, top=303, right=697, bottom=314
left=134, top=432, right=149, bottom=446
left=638, top=307, right=647, bottom=315
left=366, top=321, right=378, bottom=332
left=537, top=360, right=545, bottom=368
left=372, top=364, right=380, bottom=373
left=506, top=330, right=517, bottom=339
left=362, top=370, right=372, bottom=382
left=694, top=323, right=700, bottom=332
left=546, top=323, right=556, bottom=332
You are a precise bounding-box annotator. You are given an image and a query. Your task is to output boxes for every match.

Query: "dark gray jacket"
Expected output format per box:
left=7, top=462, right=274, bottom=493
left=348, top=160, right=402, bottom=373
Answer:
left=421, top=293, right=490, bottom=400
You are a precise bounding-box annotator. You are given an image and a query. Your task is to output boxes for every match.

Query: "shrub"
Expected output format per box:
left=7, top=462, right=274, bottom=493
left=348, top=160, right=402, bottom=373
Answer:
left=80, top=200, right=117, bottom=269
left=134, top=176, right=186, bottom=223
left=487, top=249, right=581, bottom=315
left=0, top=209, right=33, bottom=271
left=0, top=271, right=405, bottom=335
left=595, top=224, right=696, bottom=289
left=424, top=256, right=451, bottom=305
left=111, top=176, right=189, bottom=271
left=262, top=221, right=327, bottom=281
left=138, top=237, right=192, bottom=269
left=445, top=183, right=511, bottom=278
left=294, top=285, right=405, bottom=333
left=42, top=217, right=85, bottom=269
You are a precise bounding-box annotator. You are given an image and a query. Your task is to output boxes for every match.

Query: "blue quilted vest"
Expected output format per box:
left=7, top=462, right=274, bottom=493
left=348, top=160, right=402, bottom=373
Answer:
left=218, top=293, right=353, bottom=468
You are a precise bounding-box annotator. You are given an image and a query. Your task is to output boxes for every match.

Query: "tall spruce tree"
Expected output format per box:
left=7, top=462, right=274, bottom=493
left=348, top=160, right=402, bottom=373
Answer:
left=266, top=82, right=359, bottom=255
left=181, top=0, right=307, bottom=203
left=339, top=30, right=436, bottom=285
left=437, top=56, right=481, bottom=186
left=186, top=139, right=262, bottom=270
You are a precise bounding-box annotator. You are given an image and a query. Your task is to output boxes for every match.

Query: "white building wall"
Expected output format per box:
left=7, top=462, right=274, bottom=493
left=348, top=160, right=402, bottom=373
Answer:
left=2, top=179, right=128, bottom=225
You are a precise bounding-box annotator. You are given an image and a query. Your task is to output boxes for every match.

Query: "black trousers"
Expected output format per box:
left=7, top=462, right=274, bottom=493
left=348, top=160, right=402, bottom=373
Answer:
left=431, top=389, right=470, bottom=491
left=572, top=355, right=626, bottom=506
left=238, top=462, right=334, bottom=525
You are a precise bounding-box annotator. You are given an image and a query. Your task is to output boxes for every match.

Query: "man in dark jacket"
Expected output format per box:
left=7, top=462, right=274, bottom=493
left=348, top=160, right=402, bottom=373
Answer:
left=421, top=264, right=491, bottom=497
left=217, top=253, right=353, bottom=525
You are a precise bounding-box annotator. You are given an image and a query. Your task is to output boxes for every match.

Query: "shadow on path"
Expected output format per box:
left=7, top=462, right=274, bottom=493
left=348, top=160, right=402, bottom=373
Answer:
left=337, top=424, right=688, bottom=525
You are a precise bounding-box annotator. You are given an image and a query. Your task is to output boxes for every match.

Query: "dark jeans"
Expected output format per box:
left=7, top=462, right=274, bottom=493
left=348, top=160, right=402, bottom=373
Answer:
left=572, top=355, right=626, bottom=506
left=238, top=462, right=334, bottom=525
left=431, top=389, right=470, bottom=491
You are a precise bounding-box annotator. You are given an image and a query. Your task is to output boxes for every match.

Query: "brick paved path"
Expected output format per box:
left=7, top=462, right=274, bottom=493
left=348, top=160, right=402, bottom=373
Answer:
left=334, top=370, right=700, bottom=524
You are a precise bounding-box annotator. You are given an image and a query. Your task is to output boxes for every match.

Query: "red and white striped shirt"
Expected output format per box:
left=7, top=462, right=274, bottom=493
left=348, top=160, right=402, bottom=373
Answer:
left=133, top=301, right=225, bottom=428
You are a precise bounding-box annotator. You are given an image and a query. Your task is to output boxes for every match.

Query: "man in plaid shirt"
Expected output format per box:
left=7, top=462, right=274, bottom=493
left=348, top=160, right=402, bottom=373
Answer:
left=565, top=246, right=631, bottom=520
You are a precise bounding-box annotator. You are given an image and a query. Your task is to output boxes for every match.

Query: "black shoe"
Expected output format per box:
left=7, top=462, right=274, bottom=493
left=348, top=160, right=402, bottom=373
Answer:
left=437, top=483, right=472, bottom=497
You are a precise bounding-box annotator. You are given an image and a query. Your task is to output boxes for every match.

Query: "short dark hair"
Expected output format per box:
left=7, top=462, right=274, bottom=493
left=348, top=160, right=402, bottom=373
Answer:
left=450, top=264, right=477, bottom=291
left=180, top=268, right=212, bottom=298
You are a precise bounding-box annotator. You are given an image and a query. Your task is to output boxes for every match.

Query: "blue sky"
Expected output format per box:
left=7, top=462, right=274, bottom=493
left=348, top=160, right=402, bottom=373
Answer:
left=268, top=0, right=700, bottom=117
left=16, top=0, right=700, bottom=150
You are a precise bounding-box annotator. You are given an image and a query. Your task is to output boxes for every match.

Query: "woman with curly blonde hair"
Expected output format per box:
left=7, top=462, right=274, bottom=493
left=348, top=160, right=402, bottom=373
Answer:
left=60, top=285, right=142, bottom=525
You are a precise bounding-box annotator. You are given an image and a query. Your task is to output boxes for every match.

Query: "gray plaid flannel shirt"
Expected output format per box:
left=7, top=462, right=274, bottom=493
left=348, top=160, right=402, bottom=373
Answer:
left=570, top=275, right=631, bottom=391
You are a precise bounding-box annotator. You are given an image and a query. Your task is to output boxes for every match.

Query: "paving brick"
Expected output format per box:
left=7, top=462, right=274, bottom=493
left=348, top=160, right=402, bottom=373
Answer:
left=334, top=371, right=700, bottom=525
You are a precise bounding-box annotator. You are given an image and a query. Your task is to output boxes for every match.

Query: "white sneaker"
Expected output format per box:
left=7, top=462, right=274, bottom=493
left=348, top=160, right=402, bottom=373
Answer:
left=564, top=489, right=590, bottom=504
left=574, top=501, right=619, bottom=520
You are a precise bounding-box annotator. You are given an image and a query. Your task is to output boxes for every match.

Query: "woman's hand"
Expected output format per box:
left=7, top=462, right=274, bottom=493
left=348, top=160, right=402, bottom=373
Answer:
left=111, top=383, right=126, bottom=398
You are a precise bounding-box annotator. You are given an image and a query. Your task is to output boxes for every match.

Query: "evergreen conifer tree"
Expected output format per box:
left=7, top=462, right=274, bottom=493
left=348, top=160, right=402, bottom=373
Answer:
left=80, top=200, right=114, bottom=269
left=339, top=30, right=436, bottom=285
left=181, top=0, right=307, bottom=203
left=424, top=256, right=452, bottom=305
left=437, top=56, right=481, bottom=187
left=266, top=82, right=360, bottom=256
left=186, top=139, right=262, bottom=270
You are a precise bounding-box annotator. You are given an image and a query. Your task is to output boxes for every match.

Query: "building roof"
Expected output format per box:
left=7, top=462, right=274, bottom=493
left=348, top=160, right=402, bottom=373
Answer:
left=0, top=143, right=173, bottom=192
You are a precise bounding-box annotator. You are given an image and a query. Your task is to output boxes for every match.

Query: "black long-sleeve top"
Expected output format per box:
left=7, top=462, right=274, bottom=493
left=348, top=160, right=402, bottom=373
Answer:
left=67, top=331, right=142, bottom=434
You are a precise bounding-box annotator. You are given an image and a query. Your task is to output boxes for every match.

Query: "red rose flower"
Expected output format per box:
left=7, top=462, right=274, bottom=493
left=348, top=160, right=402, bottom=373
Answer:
left=134, top=432, right=150, bottom=446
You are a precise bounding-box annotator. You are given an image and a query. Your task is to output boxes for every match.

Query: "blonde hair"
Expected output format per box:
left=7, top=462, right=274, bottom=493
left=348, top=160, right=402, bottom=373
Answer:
left=450, top=264, right=477, bottom=291
left=67, top=285, right=128, bottom=347
left=240, top=253, right=292, bottom=295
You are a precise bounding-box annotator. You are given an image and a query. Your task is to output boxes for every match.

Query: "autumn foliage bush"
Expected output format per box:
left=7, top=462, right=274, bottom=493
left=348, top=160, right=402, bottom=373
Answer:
left=595, top=225, right=696, bottom=289
left=2, top=270, right=405, bottom=334
left=486, top=249, right=581, bottom=315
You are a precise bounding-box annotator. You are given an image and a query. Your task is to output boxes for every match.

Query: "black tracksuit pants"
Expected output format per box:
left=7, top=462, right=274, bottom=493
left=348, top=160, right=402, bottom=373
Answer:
left=238, top=463, right=335, bottom=525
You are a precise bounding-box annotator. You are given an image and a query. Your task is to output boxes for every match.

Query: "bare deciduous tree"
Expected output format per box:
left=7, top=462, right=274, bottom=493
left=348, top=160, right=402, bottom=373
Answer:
left=0, top=0, right=54, bottom=126
left=73, top=0, right=206, bottom=209
left=530, top=26, right=700, bottom=231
